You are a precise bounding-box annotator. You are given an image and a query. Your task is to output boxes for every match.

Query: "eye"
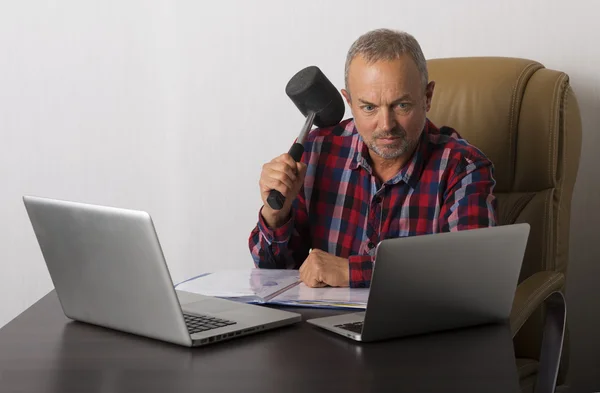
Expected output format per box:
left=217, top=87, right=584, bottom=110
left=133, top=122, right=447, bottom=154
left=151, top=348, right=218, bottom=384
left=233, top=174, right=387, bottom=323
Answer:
left=362, top=105, right=375, bottom=113
left=395, top=103, right=410, bottom=110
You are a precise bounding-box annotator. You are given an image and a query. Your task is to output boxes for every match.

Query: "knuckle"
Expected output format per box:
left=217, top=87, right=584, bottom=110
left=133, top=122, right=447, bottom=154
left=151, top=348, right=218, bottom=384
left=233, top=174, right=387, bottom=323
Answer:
left=277, top=181, right=289, bottom=192
left=275, top=177, right=289, bottom=188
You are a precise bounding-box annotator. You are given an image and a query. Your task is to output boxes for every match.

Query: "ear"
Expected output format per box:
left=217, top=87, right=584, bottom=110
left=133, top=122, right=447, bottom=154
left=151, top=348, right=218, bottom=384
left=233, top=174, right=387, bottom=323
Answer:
left=424, top=81, right=435, bottom=112
left=341, top=89, right=352, bottom=106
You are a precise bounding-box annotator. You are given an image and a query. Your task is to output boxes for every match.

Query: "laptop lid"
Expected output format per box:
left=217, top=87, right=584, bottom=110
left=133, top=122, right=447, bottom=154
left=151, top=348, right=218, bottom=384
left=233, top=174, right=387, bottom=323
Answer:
left=360, top=224, right=530, bottom=342
left=23, top=195, right=193, bottom=346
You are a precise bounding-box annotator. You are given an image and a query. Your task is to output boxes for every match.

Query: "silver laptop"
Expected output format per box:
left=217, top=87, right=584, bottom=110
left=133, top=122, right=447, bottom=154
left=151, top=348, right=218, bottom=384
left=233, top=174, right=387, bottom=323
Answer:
left=307, top=223, right=530, bottom=342
left=23, top=195, right=301, bottom=347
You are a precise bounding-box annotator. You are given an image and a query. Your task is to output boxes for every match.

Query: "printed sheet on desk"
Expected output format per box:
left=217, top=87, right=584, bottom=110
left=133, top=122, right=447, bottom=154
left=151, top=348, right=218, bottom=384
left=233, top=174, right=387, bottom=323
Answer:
left=175, top=268, right=369, bottom=309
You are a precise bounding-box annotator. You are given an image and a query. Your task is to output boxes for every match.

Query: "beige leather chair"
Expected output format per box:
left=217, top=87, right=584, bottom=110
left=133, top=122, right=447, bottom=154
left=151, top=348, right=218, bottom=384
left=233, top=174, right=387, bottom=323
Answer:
left=426, top=57, right=582, bottom=392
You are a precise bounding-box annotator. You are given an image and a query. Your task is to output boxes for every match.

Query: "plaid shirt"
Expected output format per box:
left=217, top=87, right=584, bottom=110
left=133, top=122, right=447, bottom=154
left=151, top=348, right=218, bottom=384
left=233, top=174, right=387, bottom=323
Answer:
left=249, top=118, right=497, bottom=288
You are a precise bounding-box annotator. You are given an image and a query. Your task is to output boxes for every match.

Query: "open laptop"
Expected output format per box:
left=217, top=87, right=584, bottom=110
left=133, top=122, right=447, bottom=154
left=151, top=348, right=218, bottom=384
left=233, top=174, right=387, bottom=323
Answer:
left=22, top=195, right=301, bottom=347
left=307, top=223, right=530, bottom=342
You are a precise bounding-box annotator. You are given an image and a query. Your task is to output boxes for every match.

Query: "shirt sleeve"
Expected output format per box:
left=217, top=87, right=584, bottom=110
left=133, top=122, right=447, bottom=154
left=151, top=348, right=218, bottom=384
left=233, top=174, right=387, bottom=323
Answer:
left=439, top=154, right=498, bottom=232
left=348, top=254, right=374, bottom=288
left=248, top=190, right=311, bottom=270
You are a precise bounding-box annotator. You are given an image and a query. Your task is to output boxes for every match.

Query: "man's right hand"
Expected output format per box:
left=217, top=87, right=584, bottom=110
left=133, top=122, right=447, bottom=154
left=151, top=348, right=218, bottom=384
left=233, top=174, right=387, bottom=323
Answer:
left=259, top=153, right=307, bottom=229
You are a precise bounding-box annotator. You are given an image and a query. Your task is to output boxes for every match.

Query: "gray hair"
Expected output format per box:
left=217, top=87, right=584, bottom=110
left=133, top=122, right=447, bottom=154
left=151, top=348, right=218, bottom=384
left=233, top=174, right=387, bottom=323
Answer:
left=344, top=29, right=428, bottom=93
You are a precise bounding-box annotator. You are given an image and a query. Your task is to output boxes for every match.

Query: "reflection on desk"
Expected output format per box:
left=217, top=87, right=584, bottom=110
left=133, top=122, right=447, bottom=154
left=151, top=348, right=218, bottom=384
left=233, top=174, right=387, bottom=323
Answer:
left=0, top=291, right=520, bottom=393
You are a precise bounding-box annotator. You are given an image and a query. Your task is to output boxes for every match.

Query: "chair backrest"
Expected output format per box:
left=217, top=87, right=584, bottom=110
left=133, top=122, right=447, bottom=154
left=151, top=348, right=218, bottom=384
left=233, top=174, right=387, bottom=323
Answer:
left=426, top=57, right=582, bottom=363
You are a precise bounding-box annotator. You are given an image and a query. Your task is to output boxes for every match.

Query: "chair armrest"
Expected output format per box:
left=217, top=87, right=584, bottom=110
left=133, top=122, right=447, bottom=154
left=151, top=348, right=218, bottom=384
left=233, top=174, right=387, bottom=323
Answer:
left=510, top=271, right=565, bottom=336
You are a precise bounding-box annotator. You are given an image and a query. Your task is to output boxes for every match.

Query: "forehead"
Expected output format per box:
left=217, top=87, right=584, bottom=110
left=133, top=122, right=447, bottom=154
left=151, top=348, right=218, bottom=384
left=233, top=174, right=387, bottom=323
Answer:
left=347, top=54, right=422, bottom=97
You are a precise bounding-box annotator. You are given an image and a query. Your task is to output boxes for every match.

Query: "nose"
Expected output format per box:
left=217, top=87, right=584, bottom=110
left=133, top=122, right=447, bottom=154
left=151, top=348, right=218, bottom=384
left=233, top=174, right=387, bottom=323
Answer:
left=378, top=107, right=396, bottom=132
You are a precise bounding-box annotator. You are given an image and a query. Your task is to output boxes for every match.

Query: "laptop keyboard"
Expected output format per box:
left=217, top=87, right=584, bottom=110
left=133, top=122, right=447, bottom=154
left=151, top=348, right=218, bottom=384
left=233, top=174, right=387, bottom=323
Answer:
left=334, top=321, right=364, bottom=334
left=183, top=313, right=237, bottom=335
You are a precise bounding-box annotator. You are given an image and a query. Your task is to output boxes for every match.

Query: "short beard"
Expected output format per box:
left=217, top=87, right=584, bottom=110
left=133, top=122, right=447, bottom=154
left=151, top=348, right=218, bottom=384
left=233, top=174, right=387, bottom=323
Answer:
left=368, top=127, right=412, bottom=159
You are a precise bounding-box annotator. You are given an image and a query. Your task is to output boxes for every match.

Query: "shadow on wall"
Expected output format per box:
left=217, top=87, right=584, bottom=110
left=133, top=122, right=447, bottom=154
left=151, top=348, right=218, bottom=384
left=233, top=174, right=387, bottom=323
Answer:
left=562, top=74, right=600, bottom=391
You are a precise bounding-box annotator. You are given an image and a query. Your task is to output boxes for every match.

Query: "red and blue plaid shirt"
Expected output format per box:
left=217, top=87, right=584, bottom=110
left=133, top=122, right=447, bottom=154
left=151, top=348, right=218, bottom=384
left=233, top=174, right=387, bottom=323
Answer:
left=249, top=118, right=497, bottom=288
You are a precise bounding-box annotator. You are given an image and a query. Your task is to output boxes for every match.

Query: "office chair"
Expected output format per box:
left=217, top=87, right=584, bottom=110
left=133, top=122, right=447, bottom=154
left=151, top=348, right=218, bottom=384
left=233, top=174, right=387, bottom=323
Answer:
left=426, top=56, right=582, bottom=393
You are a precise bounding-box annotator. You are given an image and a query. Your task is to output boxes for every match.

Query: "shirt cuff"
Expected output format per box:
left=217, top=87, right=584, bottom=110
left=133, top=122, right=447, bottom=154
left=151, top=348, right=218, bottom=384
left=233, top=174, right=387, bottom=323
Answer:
left=348, top=255, right=374, bottom=288
left=257, top=206, right=294, bottom=245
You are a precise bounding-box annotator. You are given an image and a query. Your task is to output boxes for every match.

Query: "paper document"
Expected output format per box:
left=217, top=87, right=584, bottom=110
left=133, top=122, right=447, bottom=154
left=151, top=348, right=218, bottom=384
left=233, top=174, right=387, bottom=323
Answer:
left=175, top=268, right=369, bottom=309
left=175, top=269, right=300, bottom=303
left=271, top=283, right=369, bottom=309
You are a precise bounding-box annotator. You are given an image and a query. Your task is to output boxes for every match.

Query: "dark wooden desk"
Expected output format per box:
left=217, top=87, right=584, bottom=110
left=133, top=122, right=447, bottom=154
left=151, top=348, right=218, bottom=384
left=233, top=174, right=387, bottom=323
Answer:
left=0, top=291, right=521, bottom=393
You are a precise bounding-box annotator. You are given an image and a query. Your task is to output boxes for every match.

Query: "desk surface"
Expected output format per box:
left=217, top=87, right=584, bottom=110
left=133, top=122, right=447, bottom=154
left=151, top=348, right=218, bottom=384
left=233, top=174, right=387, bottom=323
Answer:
left=0, top=291, right=521, bottom=393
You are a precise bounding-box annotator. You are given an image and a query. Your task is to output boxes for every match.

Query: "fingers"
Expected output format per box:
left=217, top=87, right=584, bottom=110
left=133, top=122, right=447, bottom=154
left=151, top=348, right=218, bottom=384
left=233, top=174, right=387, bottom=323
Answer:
left=305, top=279, right=327, bottom=288
left=296, top=162, right=307, bottom=178
left=260, top=155, right=301, bottom=192
left=275, top=153, right=298, bottom=172
left=259, top=173, right=294, bottom=205
left=270, top=154, right=298, bottom=179
left=300, top=269, right=326, bottom=288
left=299, top=250, right=328, bottom=288
left=260, top=166, right=295, bottom=194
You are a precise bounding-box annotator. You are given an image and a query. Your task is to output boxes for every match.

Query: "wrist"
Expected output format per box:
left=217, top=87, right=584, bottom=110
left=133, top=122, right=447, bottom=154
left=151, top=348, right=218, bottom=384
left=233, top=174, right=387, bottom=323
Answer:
left=261, top=205, right=291, bottom=229
left=343, top=262, right=350, bottom=286
left=334, top=256, right=350, bottom=286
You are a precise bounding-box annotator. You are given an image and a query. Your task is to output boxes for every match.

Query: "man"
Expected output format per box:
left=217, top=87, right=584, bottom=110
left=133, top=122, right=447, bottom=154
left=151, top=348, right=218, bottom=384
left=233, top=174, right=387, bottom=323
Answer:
left=248, top=28, right=497, bottom=288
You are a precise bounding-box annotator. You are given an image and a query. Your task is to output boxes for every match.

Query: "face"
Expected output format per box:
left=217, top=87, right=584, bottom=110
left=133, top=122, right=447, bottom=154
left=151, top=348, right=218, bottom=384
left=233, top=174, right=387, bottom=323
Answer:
left=342, top=54, right=435, bottom=161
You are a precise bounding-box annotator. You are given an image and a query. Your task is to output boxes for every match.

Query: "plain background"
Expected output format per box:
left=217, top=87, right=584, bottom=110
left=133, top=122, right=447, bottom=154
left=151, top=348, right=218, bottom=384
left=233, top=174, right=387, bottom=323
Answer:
left=1, top=0, right=599, bottom=383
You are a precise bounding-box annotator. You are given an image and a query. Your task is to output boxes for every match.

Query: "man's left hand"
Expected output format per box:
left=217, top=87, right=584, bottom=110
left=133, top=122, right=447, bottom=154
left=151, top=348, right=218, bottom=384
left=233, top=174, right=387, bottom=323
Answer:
left=299, top=249, right=350, bottom=288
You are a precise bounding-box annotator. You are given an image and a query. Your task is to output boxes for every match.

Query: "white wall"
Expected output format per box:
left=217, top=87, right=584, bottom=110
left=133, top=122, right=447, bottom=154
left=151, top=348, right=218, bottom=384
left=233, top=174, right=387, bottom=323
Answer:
left=1, top=0, right=598, bottom=361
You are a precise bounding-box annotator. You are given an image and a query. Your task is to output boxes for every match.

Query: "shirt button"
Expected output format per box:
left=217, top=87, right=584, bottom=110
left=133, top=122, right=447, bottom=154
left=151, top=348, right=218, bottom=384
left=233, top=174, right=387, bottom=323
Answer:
left=368, top=242, right=375, bottom=249
left=375, top=196, right=382, bottom=203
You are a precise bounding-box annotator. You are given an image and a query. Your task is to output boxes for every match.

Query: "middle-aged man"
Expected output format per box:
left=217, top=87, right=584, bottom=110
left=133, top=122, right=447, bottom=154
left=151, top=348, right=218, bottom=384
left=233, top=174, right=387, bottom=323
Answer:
left=248, top=28, right=497, bottom=288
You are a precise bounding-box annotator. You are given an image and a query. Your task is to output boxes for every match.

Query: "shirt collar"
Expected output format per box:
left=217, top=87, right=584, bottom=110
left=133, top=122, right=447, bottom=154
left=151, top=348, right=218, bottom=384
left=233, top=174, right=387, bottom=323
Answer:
left=350, top=119, right=430, bottom=189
